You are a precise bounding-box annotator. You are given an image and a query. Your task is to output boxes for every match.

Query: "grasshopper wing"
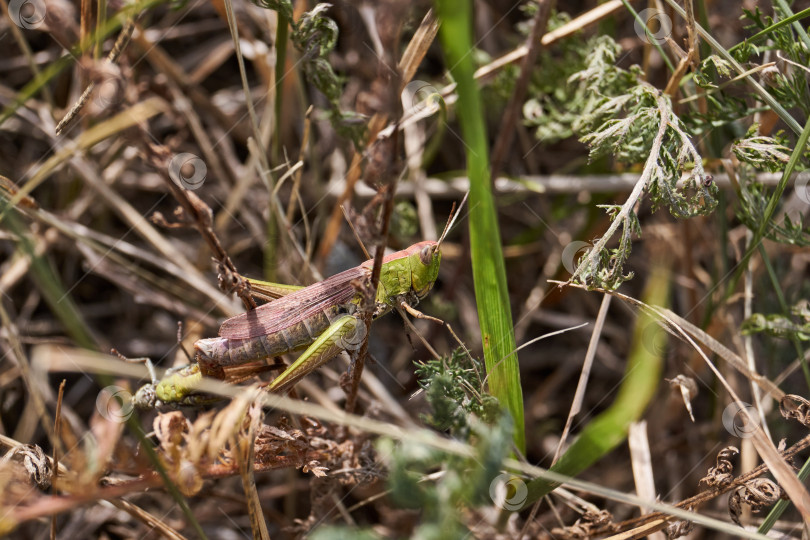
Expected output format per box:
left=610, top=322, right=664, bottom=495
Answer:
left=219, top=265, right=369, bottom=339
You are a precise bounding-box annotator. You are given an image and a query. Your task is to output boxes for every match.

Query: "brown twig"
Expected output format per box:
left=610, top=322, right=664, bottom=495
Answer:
left=490, top=0, right=553, bottom=180
left=346, top=162, right=399, bottom=413
left=144, top=143, right=257, bottom=311
left=285, top=105, right=313, bottom=225
left=343, top=7, right=405, bottom=414
left=343, top=146, right=402, bottom=415
left=316, top=7, right=438, bottom=267
left=4, top=448, right=334, bottom=527
left=239, top=405, right=270, bottom=539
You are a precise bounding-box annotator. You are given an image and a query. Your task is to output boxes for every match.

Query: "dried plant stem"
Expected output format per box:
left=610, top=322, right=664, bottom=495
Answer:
left=344, top=152, right=401, bottom=414
left=590, top=434, right=810, bottom=537
left=145, top=144, right=257, bottom=311
left=553, top=293, right=611, bottom=464
left=50, top=380, right=65, bottom=540
left=5, top=447, right=333, bottom=526
left=317, top=8, right=438, bottom=265
left=490, top=0, right=552, bottom=179
left=55, top=15, right=137, bottom=135
left=285, top=106, right=312, bottom=224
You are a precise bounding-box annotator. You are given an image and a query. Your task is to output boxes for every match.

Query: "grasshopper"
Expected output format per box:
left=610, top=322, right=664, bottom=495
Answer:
left=134, top=203, right=463, bottom=408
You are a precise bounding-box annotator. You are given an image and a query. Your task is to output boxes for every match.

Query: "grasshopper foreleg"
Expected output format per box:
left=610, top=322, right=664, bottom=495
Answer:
left=396, top=299, right=472, bottom=361
left=396, top=304, right=441, bottom=360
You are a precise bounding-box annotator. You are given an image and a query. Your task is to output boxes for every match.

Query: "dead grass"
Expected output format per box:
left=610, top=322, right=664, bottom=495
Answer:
left=1, top=0, right=809, bottom=538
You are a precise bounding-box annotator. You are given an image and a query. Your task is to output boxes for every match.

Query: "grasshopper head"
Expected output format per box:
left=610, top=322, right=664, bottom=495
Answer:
left=408, top=193, right=464, bottom=299
left=410, top=240, right=441, bottom=298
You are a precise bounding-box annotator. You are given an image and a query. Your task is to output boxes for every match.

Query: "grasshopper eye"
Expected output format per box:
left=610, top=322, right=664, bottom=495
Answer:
left=420, top=245, right=434, bottom=265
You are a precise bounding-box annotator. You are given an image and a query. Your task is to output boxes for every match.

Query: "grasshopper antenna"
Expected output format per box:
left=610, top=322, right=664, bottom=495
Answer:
left=177, top=321, right=194, bottom=363
left=437, top=191, right=469, bottom=248
left=112, top=348, right=159, bottom=386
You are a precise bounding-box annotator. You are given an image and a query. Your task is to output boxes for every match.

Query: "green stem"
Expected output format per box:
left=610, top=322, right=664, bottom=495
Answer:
left=724, top=114, right=810, bottom=299
left=757, top=244, right=810, bottom=388
left=728, top=6, right=810, bottom=53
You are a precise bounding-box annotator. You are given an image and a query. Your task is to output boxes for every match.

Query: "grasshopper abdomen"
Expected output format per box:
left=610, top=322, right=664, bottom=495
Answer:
left=195, top=302, right=358, bottom=377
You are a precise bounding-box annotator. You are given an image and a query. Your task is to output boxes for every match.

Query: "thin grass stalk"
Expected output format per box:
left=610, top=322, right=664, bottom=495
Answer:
left=524, top=256, right=671, bottom=505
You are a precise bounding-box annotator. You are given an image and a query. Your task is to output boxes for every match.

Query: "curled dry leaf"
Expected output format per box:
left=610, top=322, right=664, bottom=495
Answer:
left=699, top=446, right=738, bottom=488
left=779, top=394, right=810, bottom=427
left=0, top=460, right=49, bottom=528
left=303, top=461, right=328, bottom=477
left=87, top=407, right=126, bottom=486
left=151, top=411, right=206, bottom=496
left=153, top=411, right=191, bottom=451
left=152, top=411, right=201, bottom=493
left=253, top=424, right=313, bottom=470
left=149, top=408, right=231, bottom=496
left=187, top=410, right=217, bottom=465
left=666, top=374, right=698, bottom=422
left=207, top=387, right=260, bottom=462
left=664, top=515, right=694, bottom=539
left=550, top=509, right=617, bottom=539
left=176, top=459, right=204, bottom=497
left=728, top=478, right=783, bottom=526
left=0, top=444, right=51, bottom=490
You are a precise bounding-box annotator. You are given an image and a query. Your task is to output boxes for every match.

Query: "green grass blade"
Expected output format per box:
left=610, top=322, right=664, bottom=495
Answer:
left=773, top=0, right=810, bottom=52
left=434, top=0, right=524, bottom=452
left=0, top=55, right=74, bottom=128
left=619, top=0, right=676, bottom=73
left=1, top=205, right=96, bottom=349
left=728, top=6, right=810, bottom=53
left=757, top=244, right=810, bottom=388
left=523, top=258, right=671, bottom=504
left=724, top=114, right=810, bottom=298
left=759, top=455, right=810, bottom=534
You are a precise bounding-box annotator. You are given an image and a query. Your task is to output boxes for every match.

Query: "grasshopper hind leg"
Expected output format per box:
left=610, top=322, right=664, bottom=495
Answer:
left=267, top=315, right=365, bottom=393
